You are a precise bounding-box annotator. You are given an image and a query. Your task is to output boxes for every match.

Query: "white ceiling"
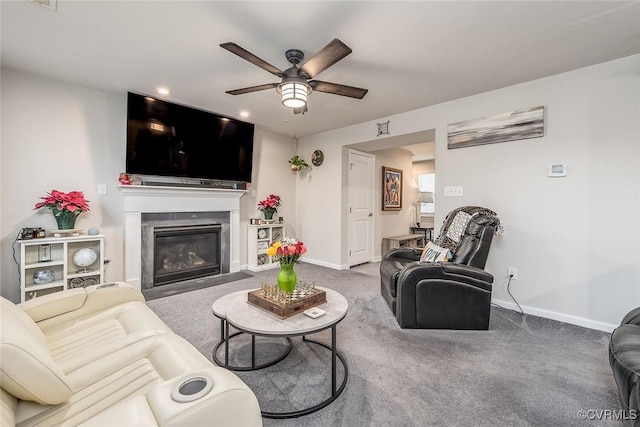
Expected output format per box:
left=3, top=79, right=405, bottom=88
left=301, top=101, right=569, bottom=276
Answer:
left=2, top=1, right=640, bottom=139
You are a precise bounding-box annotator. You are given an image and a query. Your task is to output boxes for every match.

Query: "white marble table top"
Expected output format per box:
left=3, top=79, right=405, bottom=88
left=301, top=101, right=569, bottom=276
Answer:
left=211, top=287, right=348, bottom=336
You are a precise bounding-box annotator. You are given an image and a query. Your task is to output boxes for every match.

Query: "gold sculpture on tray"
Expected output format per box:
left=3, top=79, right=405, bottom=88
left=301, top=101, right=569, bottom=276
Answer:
left=259, top=281, right=316, bottom=305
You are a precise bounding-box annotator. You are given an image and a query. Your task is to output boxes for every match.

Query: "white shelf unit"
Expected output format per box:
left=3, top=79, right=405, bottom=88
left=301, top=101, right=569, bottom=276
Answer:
left=19, top=234, right=105, bottom=302
left=247, top=223, right=285, bottom=272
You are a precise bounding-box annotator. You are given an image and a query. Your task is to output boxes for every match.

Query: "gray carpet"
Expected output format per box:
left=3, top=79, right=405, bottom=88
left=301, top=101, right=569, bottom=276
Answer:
left=147, top=262, right=621, bottom=426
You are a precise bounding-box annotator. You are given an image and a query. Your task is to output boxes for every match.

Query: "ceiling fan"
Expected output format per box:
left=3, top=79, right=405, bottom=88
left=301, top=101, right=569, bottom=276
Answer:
left=220, top=39, right=368, bottom=114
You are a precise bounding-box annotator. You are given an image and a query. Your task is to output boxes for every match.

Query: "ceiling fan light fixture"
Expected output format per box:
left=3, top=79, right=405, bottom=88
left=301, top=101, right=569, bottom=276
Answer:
left=281, top=81, right=309, bottom=109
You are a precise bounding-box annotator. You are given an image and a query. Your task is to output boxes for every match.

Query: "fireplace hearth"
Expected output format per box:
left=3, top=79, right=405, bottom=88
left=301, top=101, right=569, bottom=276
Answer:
left=153, top=224, right=221, bottom=286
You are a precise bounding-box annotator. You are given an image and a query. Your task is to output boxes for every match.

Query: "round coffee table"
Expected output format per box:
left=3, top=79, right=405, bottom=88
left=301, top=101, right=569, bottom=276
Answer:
left=211, top=286, right=349, bottom=419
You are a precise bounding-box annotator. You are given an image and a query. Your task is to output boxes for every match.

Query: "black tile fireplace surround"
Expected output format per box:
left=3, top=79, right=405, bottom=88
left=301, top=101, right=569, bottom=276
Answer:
left=140, top=211, right=231, bottom=290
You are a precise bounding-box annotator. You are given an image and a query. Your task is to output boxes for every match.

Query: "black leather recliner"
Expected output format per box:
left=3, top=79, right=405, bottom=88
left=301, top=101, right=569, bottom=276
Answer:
left=380, top=206, right=501, bottom=329
left=609, top=307, right=640, bottom=426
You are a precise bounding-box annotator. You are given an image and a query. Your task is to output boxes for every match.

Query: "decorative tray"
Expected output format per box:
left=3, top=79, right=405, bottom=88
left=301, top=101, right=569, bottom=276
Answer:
left=248, top=283, right=326, bottom=319
left=46, top=229, right=83, bottom=237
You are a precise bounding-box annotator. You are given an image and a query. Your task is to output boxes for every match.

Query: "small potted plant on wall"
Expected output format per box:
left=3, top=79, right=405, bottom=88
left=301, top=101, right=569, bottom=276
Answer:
left=288, top=155, right=310, bottom=172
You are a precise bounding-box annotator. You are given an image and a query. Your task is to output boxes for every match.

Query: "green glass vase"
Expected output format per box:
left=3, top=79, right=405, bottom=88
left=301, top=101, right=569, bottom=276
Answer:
left=277, top=262, right=297, bottom=294
left=53, top=210, right=78, bottom=230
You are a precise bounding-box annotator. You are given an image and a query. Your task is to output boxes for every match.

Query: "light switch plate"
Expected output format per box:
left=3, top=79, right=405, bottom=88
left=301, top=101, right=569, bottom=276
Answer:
left=444, top=186, right=463, bottom=197
left=97, top=184, right=107, bottom=195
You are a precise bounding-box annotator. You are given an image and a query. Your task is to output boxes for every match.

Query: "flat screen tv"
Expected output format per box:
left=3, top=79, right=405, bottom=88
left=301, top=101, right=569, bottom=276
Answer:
left=126, top=92, right=254, bottom=183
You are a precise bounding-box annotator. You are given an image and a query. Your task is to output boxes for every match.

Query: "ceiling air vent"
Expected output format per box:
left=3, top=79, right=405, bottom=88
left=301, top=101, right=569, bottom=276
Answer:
left=29, top=0, right=57, bottom=11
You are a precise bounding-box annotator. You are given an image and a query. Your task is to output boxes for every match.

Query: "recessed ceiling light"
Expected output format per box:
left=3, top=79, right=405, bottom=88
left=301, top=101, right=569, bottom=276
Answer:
left=239, top=111, right=249, bottom=118
left=157, top=87, right=170, bottom=95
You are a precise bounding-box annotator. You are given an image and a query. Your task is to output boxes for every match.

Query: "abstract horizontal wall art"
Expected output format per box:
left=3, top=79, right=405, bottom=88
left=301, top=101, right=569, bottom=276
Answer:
left=447, top=106, right=545, bottom=149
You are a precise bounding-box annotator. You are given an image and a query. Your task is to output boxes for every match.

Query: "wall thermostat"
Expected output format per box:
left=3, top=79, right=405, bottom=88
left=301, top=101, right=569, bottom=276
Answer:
left=548, top=164, right=568, bottom=177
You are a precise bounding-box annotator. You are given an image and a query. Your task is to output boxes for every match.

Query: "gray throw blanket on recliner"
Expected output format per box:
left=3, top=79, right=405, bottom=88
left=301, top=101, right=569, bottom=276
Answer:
left=434, top=206, right=504, bottom=252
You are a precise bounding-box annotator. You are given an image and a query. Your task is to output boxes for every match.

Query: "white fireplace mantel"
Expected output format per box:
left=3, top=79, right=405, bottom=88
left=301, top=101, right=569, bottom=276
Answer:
left=119, top=185, right=246, bottom=289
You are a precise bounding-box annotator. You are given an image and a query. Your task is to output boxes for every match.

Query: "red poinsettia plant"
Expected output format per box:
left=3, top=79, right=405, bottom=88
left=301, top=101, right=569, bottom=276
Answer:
left=34, top=190, right=90, bottom=214
left=257, top=194, right=281, bottom=213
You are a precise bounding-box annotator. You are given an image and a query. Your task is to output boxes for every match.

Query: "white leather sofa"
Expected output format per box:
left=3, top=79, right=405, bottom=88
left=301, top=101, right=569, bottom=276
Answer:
left=0, top=282, right=262, bottom=426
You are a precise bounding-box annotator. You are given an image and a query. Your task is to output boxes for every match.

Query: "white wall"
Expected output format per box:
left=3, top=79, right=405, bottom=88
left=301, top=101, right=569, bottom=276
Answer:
left=1, top=69, right=127, bottom=303
left=298, top=54, right=640, bottom=331
left=244, top=129, right=298, bottom=246
left=0, top=68, right=294, bottom=302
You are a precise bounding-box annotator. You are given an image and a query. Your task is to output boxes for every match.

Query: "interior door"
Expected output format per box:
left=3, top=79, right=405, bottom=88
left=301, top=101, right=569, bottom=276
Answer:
left=348, top=149, right=374, bottom=266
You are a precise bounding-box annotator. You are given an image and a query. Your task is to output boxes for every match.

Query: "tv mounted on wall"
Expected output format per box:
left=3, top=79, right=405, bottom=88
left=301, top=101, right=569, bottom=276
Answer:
left=126, top=92, right=254, bottom=183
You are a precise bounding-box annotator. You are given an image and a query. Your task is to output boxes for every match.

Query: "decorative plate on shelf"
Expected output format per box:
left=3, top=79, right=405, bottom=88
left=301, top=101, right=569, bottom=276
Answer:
left=73, top=248, right=98, bottom=269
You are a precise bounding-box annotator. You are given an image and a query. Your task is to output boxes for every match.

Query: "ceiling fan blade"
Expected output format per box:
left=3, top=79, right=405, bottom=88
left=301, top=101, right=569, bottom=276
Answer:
left=293, top=105, right=308, bottom=115
left=309, top=80, right=368, bottom=99
left=299, top=39, right=352, bottom=79
left=226, top=83, right=279, bottom=95
left=220, top=42, right=283, bottom=77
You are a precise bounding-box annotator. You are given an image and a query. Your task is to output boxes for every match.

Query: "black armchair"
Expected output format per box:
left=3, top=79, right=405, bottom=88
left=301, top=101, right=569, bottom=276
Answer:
left=609, top=307, right=640, bottom=425
left=380, top=206, right=502, bottom=329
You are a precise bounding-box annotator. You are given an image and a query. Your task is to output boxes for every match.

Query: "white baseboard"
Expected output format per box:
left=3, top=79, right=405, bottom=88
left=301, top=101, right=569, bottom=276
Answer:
left=492, top=298, right=617, bottom=333
left=301, top=258, right=349, bottom=270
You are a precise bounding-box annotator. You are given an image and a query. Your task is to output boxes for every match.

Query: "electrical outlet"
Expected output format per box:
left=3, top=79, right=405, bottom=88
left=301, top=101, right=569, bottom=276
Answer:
left=508, top=267, right=518, bottom=280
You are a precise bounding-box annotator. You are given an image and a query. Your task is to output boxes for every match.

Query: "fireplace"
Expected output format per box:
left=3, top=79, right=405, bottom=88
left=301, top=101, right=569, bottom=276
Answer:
left=120, top=185, right=245, bottom=291
left=153, top=224, right=221, bottom=286
left=140, top=211, right=230, bottom=289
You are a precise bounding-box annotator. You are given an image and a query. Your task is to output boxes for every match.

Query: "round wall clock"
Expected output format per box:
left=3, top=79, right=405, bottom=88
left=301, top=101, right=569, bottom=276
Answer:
left=311, top=150, right=324, bottom=166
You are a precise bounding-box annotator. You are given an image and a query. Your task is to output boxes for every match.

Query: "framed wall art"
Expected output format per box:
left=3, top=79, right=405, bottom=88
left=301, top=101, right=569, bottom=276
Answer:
left=382, top=166, right=403, bottom=211
left=447, top=106, right=545, bottom=149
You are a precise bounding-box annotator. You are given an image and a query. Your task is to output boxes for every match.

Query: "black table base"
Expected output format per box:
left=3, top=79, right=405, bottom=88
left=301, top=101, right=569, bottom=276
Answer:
left=212, top=318, right=348, bottom=419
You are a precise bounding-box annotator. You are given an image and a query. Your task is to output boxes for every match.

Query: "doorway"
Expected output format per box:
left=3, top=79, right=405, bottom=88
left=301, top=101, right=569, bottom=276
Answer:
left=344, top=129, right=436, bottom=264
left=347, top=149, right=375, bottom=266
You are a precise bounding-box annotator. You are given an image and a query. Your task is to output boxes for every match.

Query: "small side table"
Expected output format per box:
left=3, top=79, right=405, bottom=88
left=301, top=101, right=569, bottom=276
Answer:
left=382, top=233, right=426, bottom=254
left=410, top=226, right=433, bottom=242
